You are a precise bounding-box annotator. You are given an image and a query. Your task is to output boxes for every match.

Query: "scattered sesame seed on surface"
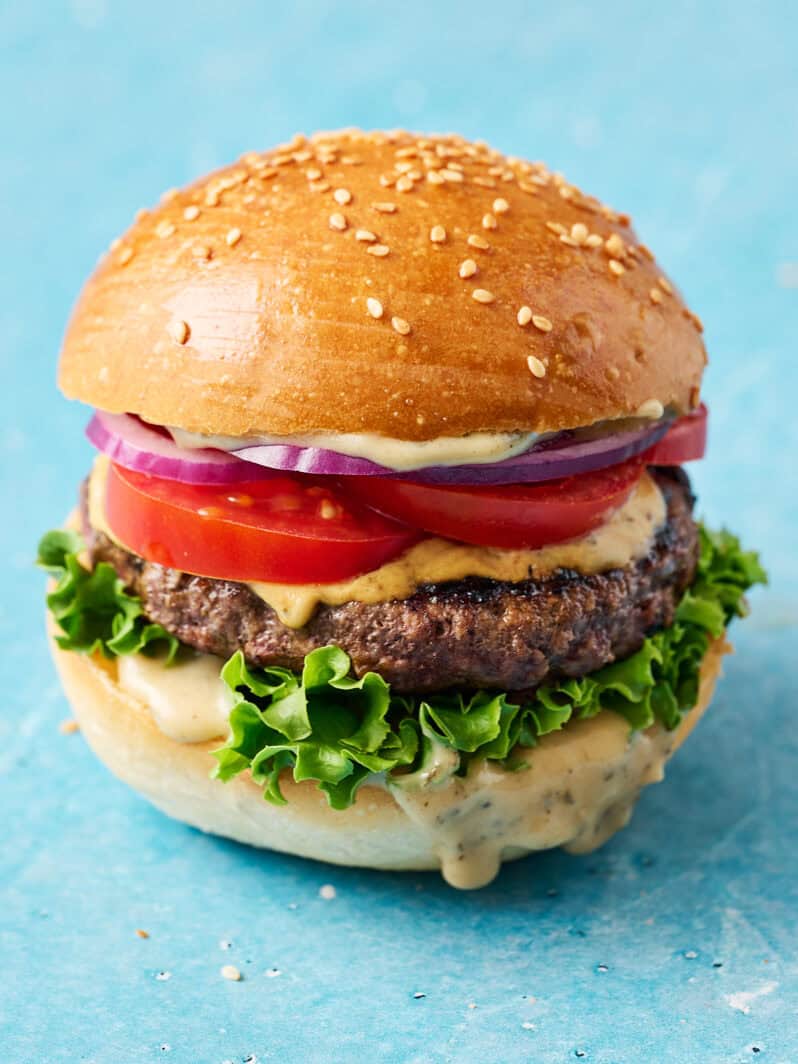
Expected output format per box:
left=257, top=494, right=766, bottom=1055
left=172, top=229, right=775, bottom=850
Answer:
left=430, top=224, right=447, bottom=243
left=367, top=244, right=390, bottom=256
left=684, top=950, right=698, bottom=959
left=319, top=884, right=337, bottom=900
left=472, top=175, right=496, bottom=188
left=481, top=212, right=498, bottom=230
left=608, top=259, right=625, bottom=276
left=168, top=320, right=190, bottom=345
left=532, top=314, right=552, bottom=332
left=59, top=719, right=80, bottom=734
left=329, top=212, right=347, bottom=231
left=467, top=234, right=490, bottom=250
left=517, top=306, right=533, bottom=326
left=366, top=298, right=383, bottom=319
left=182, top=205, right=200, bottom=221
left=136, top=929, right=149, bottom=939
left=440, top=167, right=464, bottom=182
left=658, top=276, right=673, bottom=294
left=191, top=244, right=211, bottom=260
left=372, top=201, right=397, bottom=213
left=492, top=197, right=510, bottom=214
left=521, top=1022, right=536, bottom=1030
left=396, top=175, right=414, bottom=192
left=546, top=221, right=567, bottom=235
left=333, top=187, right=352, bottom=205
left=527, top=355, right=547, bottom=378
left=426, top=170, right=445, bottom=185
left=117, top=246, right=134, bottom=265
left=355, top=229, right=377, bottom=242
left=391, top=316, right=411, bottom=335
left=472, top=288, right=495, bottom=304
left=155, top=220, right=175, bottom=239
left=459, top=258, right=478, bottom=278
left=221, top=965, right=242, bottom=982
left=305, top=167, right=322, bottom=181
left=585, top=233, right=604, bottom=248
left=225, top=227, right=242, bottom=247
left=650, top=287, right=663, bottom=304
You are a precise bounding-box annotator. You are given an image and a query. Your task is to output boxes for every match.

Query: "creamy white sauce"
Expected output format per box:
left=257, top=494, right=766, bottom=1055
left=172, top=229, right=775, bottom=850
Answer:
left=117, top=650, right=232, bottom=742
left=169, top=426, right=539, bottom=472
left=389, top=714, right=676, bottom=889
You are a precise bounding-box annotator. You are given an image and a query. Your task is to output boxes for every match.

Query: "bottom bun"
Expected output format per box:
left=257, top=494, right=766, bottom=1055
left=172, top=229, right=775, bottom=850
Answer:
left=50, top=622, right=727, bottom=889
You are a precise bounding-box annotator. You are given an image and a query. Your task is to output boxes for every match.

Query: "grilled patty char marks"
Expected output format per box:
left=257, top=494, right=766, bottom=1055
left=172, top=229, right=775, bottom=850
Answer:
left=83, top=467, right=698, bottom=695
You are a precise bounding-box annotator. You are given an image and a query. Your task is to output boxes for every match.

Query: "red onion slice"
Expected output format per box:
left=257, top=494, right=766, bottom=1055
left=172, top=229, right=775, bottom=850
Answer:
left=86, top=412, right=275, bottom=484
left=231, top=421, right=669, bottom=485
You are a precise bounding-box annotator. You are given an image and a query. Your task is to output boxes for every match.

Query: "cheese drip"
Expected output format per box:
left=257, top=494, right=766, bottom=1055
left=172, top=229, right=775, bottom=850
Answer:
left=88, top=456, right=665, bottom=628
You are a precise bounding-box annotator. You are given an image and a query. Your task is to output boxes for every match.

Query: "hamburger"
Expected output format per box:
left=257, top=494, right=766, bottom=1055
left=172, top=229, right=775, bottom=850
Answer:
left=39, top=129, right=765, bottom=889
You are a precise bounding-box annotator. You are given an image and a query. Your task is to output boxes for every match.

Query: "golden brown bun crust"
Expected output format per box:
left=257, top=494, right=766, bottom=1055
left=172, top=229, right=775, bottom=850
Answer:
left=59, top=130, right=706, bottom=440
left=48, top=608, right=727, bottom=885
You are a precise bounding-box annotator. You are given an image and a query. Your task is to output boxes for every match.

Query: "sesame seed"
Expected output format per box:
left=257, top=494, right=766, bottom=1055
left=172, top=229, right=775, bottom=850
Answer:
left=396, top=175, right=414, bottom=192
left=355, top=229, right=377, bottom=242
left=329, top=212, right=347, bottom=231
left=204, top=189, right=220, bottom=207
left=467, top=234, right=490, bottom=250
left=605, top=233, right=625, bottom=258
left=546, top=221, right=567, bottom=235
left=527, top=355, right=547, bottom=378
left=472, top=289, right=495, bottom=304
left=225, top=227, right=242, bottom=247
left=160, top=187, right=179, bottom=204
left=532, top=314, right=552, bottom=332
left=658, top=276, right=673, bottom=294
left=426, top=170, right=445, bottom=185
left=637, top=399, right=665, bottom=419
left=366, top=297, right=384, bottom=319
left=333, top=188, right=352, bottom=205
left=379, top=174, right=397, bottom=187
left=117, top=247, right=134, bottom=265
left=638, top=243, right=655, bottom=260
left=391, top=316, right=411, bottom=335
left=430, top=225, right=447, bottom=243
left=571, top=222, right=589, bottom=244
left=482, top=212, right=498, bottom=230
left=183, top=205, right=200, bottom=221
left=517, top=305, right=533, bottom=326
left=608, top=259, right=625, bottom=276
left=559, top=235, right=580, bottom=247
left=192, top=244, right=211, bottom=260
left=136, top=929, right=149, bottom=939
left=367, top=244, right=390, bottom=257
left=372, top=202, right=397, bottom=213
left=585, top=233, right=604, bottom=248
left=459, top=258, right=478, bottom=279
left=309, top=180, right=331, bottom=193
left=221, top=965, right=242, bottom=982
left=168, top=320, right=190, bottom=345
left=319, top=884, right=337, bottom=900
left=155, top=220, right=175, bottom=239
left=492, top=197, right=510, bottom=214
left=472, top=176, right=497, bottom=188
left=59, top=719, right=80, bottom=735
left=305, top=167, right=322, bottom=181
left=650, top=287, right=663, bottom=304
left=440, top=168, right=464, bottom=182
left=518, top=181, right=539, bottom=194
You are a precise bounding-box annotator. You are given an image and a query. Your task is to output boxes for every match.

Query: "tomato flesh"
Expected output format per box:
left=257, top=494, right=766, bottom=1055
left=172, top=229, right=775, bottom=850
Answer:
left=104, top=463, right=420, bottom=584
left=338, top=457, right=645, bottom=550
left=645, top=404, right=707, bottom=465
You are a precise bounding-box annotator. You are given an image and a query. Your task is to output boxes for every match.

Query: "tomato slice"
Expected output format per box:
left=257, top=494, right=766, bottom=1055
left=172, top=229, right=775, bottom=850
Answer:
left=645, top=404, right=707, bottom=465
left=338, top=457, right=645, bottom=550
left=104, top=463, right=420, bottom=584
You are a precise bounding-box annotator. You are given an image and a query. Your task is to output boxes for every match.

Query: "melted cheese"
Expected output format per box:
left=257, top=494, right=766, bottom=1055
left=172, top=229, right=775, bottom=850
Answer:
left=88, top=455, right=665, bottom=628
left=117, top=650, right=232, bottom=742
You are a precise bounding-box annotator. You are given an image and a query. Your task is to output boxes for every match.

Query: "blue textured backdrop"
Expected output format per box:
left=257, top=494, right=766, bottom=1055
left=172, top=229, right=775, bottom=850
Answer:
left=1, top=3, right=796, bottom=1062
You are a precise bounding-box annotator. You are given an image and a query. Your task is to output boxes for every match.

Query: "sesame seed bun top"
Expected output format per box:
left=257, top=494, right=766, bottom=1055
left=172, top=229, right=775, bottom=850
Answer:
left=58, top=129, right=706, bottom=441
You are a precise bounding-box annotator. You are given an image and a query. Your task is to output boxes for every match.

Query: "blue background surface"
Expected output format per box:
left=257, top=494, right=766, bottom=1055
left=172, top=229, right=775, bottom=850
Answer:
left=1, top=3, right=796, bottom=1061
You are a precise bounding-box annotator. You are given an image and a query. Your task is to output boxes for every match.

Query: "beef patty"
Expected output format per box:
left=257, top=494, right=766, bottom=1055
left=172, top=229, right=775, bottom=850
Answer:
left=84, top=467, right=699, bottom=695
